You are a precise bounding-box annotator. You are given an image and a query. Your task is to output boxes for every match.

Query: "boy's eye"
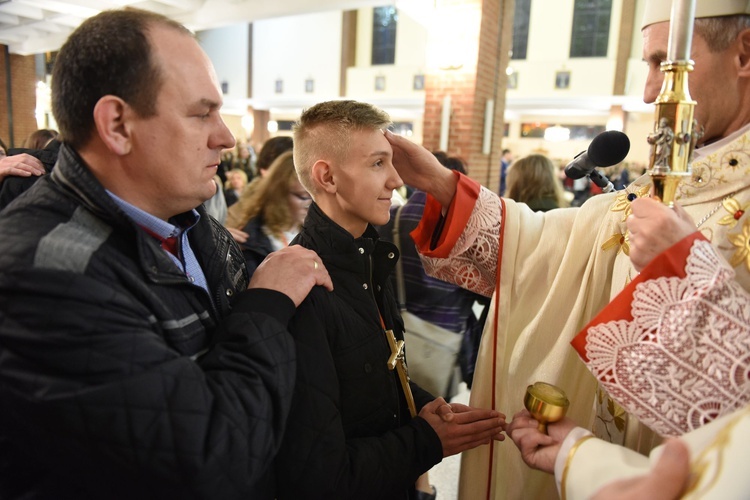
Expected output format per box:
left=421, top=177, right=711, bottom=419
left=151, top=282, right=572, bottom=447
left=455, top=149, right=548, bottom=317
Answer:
left=374, top=159, right=384, bottom=167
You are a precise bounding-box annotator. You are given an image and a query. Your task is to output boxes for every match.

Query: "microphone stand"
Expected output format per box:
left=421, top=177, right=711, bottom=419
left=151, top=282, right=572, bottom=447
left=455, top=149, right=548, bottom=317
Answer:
left=648, top=0, right=702, bottom=206
left=588, top=169, right=615, bottom=194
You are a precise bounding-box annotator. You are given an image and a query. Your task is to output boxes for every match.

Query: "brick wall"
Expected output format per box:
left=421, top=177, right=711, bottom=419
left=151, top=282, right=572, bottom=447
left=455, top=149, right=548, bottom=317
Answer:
left=422, top=0, right=513, bottom=192
left=0, top=46, right=37, bottom=148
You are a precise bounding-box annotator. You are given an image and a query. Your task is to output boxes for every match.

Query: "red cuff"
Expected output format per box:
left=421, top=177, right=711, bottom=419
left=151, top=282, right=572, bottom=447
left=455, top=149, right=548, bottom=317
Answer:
left=571, top=231, right=708, bottom=362
left=410, top=171, right=480, bottom=258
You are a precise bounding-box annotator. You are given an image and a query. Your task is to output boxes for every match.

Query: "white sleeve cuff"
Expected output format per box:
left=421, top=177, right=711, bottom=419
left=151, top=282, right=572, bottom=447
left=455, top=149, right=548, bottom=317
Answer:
left=554, top=427, right=593, bottom=495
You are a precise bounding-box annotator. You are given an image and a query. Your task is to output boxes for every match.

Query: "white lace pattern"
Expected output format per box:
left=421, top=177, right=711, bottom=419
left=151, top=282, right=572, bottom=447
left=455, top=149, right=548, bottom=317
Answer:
left=419, top=187, right=500, bottom=298
left=585, top=239, right=750, bottom=437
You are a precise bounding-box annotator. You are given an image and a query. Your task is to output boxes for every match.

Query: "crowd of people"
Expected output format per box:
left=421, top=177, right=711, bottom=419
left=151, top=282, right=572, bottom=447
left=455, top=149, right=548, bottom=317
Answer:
left=0, top=0, right=748, bottom=499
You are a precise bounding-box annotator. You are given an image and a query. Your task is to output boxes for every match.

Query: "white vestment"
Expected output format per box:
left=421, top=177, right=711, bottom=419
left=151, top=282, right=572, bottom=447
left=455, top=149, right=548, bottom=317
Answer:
left=560, top=405, right=750, bottom=500
left=411, top=126, right=750, bottom=499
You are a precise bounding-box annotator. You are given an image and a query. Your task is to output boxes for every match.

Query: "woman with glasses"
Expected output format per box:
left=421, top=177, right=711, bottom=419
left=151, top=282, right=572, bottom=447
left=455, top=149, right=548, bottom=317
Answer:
left=233, top=150, right=312, bottom=277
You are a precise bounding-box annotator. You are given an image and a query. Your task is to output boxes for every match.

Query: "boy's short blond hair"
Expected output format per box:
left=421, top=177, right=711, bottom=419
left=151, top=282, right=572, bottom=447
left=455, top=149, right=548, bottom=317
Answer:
left=293, top=100, right=391, bottom=194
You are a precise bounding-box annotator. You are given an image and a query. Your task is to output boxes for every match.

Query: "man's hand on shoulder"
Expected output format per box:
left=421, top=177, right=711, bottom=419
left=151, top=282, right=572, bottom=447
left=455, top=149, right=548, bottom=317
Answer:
left=249, top=245, right=333, bottom=306
left=225, top=227, right=249, bottom=244
left=0, top=153, right=45, bottom=181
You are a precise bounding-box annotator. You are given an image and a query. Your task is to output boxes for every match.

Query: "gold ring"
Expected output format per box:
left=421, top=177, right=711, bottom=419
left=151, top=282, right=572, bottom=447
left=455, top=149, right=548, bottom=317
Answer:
left=313, top=260, right=319, bottom=270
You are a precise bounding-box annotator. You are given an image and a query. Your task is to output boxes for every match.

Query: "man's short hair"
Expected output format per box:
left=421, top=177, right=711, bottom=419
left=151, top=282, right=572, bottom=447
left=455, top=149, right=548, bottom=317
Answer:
left=293, top=100, right=391, bottom=193
left=51, top=9, right=191, bottom=149
left=695, top=15, right=750, bottom=52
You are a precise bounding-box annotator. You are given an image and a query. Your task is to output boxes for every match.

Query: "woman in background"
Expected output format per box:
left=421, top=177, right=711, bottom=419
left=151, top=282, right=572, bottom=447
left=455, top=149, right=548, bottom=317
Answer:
left=22, top=129, right=59, bottom=149
left=234, top=151, right=311, bottom=276
left=223, top=168, right=248, bottom=207
left=225, top=136, right=294, bottom=229
left=505, top=153, right=567, bottom=212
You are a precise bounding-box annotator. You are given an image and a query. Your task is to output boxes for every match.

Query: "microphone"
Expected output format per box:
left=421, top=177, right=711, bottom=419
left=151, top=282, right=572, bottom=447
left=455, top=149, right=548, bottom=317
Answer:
left=565, top=130, right=630, bottom=193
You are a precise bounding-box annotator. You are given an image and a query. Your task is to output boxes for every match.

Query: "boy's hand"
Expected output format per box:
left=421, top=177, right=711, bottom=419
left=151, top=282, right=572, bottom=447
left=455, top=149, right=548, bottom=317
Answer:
left=419, top=398, right=505, bottom=457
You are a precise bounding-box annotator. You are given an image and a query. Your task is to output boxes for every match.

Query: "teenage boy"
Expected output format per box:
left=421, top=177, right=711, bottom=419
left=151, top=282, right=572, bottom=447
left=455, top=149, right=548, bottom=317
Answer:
left=274, top=100, right=506, bottom=499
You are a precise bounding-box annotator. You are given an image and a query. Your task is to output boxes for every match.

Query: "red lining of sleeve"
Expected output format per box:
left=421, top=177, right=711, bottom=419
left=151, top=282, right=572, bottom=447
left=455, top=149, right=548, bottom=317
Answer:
left=570, top=232, right=707, bottom=362
left=410, top=171, right=481, bottom=258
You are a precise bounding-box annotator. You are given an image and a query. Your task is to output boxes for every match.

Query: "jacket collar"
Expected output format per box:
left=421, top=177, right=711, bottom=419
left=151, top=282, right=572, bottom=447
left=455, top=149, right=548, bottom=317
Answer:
left=49, top=143, right=215, bottom=282
left=297, top=203, right=399, bottom=284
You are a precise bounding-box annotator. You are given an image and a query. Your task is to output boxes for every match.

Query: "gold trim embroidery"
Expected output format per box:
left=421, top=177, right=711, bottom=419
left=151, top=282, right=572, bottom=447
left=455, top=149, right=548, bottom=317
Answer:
left=683, top=406, right=750, bottom=498
left=717, top=196, right=750, bottom=229
left=561, top=435, right=596, bottom=500
left=600, top=232, right=629, bottom=255
left=609, top=185, right=651, bottom=222
left=602, top=184, right=649, bottom=256
left=728, top=217, right=750, bottom=271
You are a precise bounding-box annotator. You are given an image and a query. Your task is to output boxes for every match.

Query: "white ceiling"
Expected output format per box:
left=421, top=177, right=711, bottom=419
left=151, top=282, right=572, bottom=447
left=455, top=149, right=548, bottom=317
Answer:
left=0, top=0, right=652, bottom=118
left=0, top=0, right=384, bottom=55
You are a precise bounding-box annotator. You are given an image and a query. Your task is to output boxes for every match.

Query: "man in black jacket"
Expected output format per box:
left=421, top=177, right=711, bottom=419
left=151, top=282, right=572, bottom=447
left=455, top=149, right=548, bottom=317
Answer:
left=0, top=9, right=331, bottom=499
left=276, top=100, right=505, bottom=500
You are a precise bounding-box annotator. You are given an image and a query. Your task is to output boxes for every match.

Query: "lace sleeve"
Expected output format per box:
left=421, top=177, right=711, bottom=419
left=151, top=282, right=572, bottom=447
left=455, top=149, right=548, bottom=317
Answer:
left=418, top=186, right=501, bottom=297
left=585, top=238, right=750, bottom=436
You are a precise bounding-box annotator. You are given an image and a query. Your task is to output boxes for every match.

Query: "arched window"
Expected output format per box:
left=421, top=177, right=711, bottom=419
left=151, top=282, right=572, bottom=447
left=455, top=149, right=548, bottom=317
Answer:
left=570, top=0, right=612, bottom=57
left=372, top=6, right=397, bottom=65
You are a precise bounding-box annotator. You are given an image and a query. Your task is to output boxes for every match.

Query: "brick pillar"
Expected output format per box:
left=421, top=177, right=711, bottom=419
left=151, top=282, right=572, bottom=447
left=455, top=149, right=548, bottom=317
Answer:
left=0, top=46, right=37, bottom=148
left=250, top=108, right=270, bottom=149
left=422, top=0, right=514, bottom=191
left=611, top=0, right=635, bottom=134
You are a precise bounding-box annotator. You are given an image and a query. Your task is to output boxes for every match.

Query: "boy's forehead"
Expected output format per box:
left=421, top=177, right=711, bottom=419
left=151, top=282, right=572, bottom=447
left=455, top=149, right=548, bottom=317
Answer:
left=348, top=128, right=392, bottom=158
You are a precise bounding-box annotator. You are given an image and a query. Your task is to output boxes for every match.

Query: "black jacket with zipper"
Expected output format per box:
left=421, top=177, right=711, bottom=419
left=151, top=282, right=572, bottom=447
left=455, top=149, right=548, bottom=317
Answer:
left=275, top=203, right=442, bottom=500
left=0, top=143, right=297, bottom=499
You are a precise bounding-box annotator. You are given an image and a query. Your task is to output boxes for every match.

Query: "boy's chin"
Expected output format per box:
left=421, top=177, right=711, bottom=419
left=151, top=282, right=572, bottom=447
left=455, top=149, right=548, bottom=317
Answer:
left=374, top=211, right=392, bottom=226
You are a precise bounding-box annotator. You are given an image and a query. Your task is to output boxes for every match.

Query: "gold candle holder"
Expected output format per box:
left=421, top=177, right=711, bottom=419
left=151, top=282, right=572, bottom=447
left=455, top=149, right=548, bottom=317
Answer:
left=524, top=382, right=570, bottom=434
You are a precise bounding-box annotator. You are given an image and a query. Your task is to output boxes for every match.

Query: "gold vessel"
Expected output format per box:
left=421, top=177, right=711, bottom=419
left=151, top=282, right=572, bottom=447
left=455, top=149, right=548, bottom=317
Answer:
left=524, top=382, right=570, bottom=433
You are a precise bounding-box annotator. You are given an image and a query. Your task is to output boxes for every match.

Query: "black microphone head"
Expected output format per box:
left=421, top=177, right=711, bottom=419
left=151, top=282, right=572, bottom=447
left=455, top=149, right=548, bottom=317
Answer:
left=588, top=130, right=630, bottom=167
left=564, top=151, right=590, bottom=179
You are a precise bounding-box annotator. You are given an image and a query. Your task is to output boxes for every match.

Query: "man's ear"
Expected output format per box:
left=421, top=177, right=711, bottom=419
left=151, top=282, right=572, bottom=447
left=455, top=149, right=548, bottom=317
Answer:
left=311, top=160, right=336, bottom=194
left=736, top=28, right=750, bottom=77
left=92, top=96, right=133, bottom=156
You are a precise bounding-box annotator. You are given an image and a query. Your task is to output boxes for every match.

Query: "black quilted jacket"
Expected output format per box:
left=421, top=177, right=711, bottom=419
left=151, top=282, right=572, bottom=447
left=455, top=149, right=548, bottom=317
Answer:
left=0, top=144, right=297, bottom=499
left=239, top=214, right=275, bottom=278
left=275, top=204, right=443, bottom=500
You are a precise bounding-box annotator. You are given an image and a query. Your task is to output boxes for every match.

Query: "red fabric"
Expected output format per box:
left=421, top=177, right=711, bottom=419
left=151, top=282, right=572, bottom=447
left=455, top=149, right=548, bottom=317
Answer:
left=570, top=231, right=708, bottom=362
left=139, top=226, right=180, bottom=258
left=410, top=171, right=481, bottom=258
left=485, top=197, right=506, bottom=500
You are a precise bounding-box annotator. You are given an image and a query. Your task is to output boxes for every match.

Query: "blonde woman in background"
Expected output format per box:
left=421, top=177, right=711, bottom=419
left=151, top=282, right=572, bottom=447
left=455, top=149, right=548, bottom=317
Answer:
left=235, top=151, right=311, bottom=276
left=505, top=153, right=567, bottom=212
left=223, top=168, right=248, bottom=207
